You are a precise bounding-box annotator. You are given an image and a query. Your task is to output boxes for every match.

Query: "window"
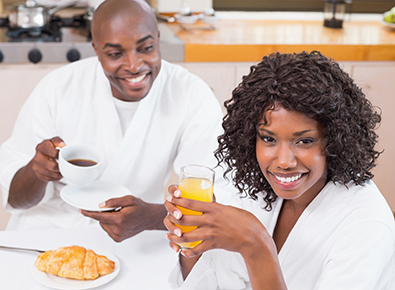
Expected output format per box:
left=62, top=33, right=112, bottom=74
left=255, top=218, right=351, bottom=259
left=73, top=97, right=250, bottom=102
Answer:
left=214, top=0, right=395, bottom=14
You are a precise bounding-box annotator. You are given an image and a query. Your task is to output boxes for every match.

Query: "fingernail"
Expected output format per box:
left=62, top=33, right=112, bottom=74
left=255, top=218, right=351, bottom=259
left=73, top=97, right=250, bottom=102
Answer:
left=174, top=228, right=182, bottom=237
left=174, top=189, right=181, bottom=197
left=171, top=244, right=180, bottom=253
left=174, top=211, right=181, bottom=219
left=99, top=202, right=106, bottom=208
left=164, top=234, right=169, bottom=240
left=166, top=195, right=172, bottom=202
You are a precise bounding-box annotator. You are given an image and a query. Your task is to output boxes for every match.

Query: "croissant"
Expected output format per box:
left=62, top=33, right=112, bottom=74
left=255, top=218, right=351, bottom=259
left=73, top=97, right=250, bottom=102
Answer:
left=35, top=245, right=115, bottom=280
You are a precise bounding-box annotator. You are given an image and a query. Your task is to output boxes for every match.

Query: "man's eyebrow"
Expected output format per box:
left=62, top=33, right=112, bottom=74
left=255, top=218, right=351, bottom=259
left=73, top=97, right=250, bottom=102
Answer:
left=137, top=34, right=154, bottom=44
left=102, top=35, right=154, bottom=49
left=102, top=43, right=122, bottom=49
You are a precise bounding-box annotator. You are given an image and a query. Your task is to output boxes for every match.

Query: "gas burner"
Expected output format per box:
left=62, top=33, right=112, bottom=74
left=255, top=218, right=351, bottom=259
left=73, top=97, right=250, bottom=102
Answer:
left=8, top=26, right=62, bottom=42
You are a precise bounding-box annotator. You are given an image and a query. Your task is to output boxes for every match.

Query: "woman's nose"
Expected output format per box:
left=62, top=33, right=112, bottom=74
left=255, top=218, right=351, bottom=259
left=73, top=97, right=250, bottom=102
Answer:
left=275, top=143, right=297, bottom=169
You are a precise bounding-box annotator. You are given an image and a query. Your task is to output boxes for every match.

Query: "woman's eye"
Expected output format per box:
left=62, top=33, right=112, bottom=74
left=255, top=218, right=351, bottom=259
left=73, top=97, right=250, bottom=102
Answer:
left=297, top=138, right=314, bottom=145
left=259, top=135, right=275, bottom=143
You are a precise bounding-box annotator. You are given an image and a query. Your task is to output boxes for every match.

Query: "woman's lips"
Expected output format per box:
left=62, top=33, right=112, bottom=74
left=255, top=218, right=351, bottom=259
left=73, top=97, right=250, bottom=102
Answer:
left=271, top=172, right=306, bottom=189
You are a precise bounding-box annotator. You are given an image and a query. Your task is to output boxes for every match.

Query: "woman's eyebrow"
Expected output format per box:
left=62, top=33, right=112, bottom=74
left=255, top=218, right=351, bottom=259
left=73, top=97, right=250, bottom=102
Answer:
left=293, top=129, right=315, bottom=137
left=257, top=127, right=315, bottom=137
left=257, top=127, right=275, bottom=136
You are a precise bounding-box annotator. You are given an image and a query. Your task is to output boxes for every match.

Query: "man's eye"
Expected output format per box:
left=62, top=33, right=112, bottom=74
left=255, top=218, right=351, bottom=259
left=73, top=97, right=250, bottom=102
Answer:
left=107, top=52, right=122, bottom=57
left=141, top=45, right=153, bottom=53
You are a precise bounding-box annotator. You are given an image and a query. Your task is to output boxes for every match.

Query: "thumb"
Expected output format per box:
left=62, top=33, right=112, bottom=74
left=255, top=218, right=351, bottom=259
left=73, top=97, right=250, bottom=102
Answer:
left=99, top=195, right=135, bottom=208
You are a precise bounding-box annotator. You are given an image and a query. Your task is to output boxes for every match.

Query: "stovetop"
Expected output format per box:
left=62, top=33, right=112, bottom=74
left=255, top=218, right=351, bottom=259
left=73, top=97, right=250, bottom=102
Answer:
left=2, top=14, right=91, bottom=42
left=0, top=17, right=184, bottom=65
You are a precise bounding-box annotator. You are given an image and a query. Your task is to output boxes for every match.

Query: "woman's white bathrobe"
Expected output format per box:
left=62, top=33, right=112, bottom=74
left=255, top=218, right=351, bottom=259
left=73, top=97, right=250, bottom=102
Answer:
left=0, top=57, right=225, bottom=230
left=169, top=181, right=395, bottom=290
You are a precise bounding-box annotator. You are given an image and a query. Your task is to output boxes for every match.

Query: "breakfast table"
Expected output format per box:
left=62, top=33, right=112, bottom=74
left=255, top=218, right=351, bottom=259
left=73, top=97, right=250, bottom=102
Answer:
left=0, top=226, right=176, bottom=289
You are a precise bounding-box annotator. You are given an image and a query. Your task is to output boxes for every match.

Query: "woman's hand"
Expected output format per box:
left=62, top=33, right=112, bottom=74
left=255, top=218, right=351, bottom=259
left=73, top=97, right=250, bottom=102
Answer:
left=163, top=184, right=270, bottom=258
left=163, top=184, right=287, bottom=289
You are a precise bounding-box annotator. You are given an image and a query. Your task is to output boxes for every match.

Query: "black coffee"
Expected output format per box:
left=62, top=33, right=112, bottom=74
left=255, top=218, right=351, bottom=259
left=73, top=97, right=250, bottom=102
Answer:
left=67, top=159, right=97, bottom=167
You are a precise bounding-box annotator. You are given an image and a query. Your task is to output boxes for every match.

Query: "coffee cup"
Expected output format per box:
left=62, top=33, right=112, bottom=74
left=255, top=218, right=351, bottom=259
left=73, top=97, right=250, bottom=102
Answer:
left=58, top=144, right=103, bottom=187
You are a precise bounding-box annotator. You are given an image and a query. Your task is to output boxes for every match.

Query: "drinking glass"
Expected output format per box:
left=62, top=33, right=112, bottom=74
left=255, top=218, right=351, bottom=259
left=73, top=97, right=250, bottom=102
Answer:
left=175, top=164, right=215, bottom=250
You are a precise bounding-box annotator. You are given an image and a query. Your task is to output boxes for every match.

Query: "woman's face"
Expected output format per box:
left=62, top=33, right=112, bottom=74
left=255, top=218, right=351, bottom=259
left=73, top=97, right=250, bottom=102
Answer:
left=256, top=106, right=327, bottom=204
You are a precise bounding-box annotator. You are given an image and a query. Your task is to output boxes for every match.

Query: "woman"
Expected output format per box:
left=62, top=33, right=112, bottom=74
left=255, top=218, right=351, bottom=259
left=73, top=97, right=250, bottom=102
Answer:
left=164, top=51, right=395, bottom=290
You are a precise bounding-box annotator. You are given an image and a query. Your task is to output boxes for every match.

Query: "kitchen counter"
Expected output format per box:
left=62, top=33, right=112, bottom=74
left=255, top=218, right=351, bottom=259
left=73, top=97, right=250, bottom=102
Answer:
left=165, top=12, right=395, bottom=62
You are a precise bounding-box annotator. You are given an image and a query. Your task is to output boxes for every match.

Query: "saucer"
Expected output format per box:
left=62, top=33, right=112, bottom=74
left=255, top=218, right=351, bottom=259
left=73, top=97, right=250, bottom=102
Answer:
left=60, top=181, right=131, bottom=211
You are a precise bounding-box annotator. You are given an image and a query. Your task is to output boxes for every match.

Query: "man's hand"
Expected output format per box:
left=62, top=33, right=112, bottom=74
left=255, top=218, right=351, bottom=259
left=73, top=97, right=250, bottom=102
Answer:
left=8, top=137, right=66, bottom=209
left=30, top=137, right=66, bottom=182
left=80, top=195, right=167, bottom=242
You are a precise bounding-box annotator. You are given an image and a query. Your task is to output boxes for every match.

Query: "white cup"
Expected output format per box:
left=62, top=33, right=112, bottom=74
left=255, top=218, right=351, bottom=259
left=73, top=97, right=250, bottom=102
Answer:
left=58, top=144, right=103, bottom=187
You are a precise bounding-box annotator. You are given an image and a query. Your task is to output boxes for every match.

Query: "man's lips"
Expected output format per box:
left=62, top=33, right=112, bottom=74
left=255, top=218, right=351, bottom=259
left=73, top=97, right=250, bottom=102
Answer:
left=117, top=73, right=149, bottom=87
left=123, top=74, right=147, bottom=83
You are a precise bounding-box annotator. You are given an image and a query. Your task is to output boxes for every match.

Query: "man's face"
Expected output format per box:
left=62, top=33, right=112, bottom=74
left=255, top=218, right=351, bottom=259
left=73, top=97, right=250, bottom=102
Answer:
left=92, top=14, right=161, bottom=102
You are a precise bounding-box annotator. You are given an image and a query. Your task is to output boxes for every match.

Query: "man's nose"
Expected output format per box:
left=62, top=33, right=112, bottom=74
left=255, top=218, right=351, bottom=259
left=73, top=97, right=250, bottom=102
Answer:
left=123, top=52, right=143, bottom=73
left=275, top=143, right=297, bottom=169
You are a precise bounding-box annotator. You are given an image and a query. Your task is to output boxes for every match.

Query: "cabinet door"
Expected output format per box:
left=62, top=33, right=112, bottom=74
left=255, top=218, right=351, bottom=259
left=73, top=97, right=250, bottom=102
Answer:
left=178, top=62, right=237, bottom=113
left=0, top=64, right=63, bottom=144
left=351, top=62, right=395, bottom=211
left=0, top=64, right=62, bottom=230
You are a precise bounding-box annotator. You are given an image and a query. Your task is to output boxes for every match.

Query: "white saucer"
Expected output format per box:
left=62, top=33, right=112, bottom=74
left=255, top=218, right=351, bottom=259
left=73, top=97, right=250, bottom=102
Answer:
left=60, top=181, right=131, bottom=211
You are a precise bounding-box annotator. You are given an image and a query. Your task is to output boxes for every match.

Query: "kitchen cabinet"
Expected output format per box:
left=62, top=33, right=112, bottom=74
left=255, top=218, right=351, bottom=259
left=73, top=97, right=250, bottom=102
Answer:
left=349, top=62, right=395, bottom=209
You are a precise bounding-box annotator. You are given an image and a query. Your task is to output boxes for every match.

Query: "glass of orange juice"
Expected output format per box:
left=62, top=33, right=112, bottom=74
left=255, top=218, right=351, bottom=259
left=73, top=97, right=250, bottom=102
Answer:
left=175, top=164, right=215, bottom=250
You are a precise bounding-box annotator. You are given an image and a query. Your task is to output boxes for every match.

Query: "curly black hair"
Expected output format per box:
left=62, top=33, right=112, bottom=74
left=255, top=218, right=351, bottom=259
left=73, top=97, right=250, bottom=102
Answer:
left=214, top=51, right=382, bottom=210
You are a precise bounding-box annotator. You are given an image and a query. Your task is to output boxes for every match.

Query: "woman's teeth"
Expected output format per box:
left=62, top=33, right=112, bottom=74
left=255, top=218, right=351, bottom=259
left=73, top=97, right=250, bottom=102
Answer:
left=126, top=74, right=146, bottom=83
left=274, top=174, right=302, bottom=183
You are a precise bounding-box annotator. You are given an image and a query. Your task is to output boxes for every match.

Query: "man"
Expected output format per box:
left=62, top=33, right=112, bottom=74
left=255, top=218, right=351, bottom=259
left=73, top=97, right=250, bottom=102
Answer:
left=0, top=0, right=223, bottom=242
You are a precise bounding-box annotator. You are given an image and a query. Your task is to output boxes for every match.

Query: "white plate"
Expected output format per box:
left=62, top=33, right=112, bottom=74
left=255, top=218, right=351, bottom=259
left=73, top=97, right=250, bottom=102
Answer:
left=60, top=181, right=131, bottom=211
left=380, top=18, right=395, bottom=29
left=31, top=249, right=120, bottom=290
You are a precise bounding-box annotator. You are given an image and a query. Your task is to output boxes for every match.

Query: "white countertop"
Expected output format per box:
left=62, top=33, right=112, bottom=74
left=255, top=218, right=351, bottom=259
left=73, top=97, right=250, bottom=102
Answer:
left=0, top=226, right=176, bottom=289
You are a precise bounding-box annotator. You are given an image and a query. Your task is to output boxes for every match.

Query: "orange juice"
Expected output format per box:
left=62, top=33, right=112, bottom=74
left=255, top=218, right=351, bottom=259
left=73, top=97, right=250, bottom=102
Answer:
left=176, top=177, right=213, bottom=249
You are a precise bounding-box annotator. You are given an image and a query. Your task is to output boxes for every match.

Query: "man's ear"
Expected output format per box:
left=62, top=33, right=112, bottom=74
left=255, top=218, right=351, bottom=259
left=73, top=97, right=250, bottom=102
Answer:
left=91, top=41, right=98, bottom=55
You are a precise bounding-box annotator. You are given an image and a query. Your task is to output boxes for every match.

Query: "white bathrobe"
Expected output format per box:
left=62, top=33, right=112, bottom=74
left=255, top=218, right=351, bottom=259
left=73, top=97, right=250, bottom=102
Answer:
left=0, top=57, right=225, bottom=230
left=169, top=181, right=395, bottom=290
